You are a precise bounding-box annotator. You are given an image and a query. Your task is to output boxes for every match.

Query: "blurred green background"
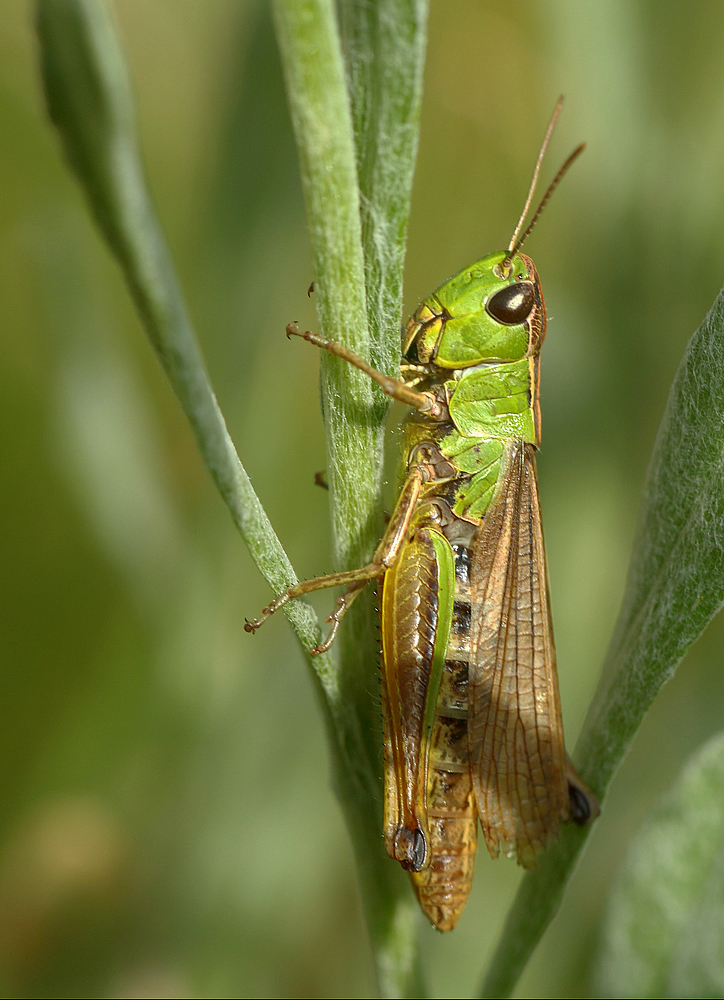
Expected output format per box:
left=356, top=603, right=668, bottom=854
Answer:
left=4, top=1, right=724, bottom=996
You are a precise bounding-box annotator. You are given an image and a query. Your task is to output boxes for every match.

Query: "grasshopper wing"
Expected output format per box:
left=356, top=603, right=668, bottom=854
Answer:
left=468, top=440, right=569, bottom=867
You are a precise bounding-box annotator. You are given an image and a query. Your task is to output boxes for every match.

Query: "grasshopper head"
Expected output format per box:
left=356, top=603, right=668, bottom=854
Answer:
left=402, top=102, right=582, bottom=374
left=402, top=251, right=546, bottom=370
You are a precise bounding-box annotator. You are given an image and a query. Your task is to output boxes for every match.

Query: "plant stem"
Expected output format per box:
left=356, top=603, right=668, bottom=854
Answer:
left=273, top=1, right=428, bottom=994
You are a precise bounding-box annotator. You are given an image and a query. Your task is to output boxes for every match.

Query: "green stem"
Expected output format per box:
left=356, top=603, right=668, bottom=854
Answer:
left=341, top=0, right=429, bottom=377
left=272, top=2, right=427, bottom=995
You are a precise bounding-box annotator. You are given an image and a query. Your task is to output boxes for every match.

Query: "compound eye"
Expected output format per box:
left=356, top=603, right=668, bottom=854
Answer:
left=486, top=281, right=535, bottom=326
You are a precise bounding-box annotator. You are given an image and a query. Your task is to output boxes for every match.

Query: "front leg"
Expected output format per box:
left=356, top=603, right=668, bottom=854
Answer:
left=286, top=323, right=445, bottom=418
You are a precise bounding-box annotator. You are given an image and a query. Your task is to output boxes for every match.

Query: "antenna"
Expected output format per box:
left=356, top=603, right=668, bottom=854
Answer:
left=498, top=97, right=584, bottom=274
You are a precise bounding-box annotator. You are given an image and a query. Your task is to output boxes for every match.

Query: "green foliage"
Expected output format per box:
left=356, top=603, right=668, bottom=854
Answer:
left=579, top=288, right=724, bottom=791
left=37, top=0, right=428, bottom=994
left=594, top=731, right=724, bottom=997
left=36, top=0, right=315, bottom=647
left=18, top=0, right=724, bottom=996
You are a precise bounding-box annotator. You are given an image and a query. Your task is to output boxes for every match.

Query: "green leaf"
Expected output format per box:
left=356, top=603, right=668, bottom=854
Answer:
left=341, top=0, right=428, bottom=378
left=35, top=0, right=328, bottom=661
left=272, top=2, right=428, bottom=995
left=579, top=286, right=724, bottom=791
left=593, top=731, right=724, bottom=998
left=481, top=284, right=724, bottom=998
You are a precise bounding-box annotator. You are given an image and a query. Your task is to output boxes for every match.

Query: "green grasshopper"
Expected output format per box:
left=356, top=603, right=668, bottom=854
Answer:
left=246, top=99, right=598, bottom=931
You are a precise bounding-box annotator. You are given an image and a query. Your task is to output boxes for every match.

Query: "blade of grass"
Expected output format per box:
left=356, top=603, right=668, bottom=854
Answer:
left=35, top=1, right=338, bottom=689
left=480, top=287, right=724, bottom=997
left=341, top=0, right=428, bottom=378
left=593, top=731, right=724, bottom=997
left=272, top=2, right=427, bottom=995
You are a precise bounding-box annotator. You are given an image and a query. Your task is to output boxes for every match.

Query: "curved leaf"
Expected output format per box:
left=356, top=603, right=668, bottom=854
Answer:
left=35, top=0, right=325, bottom=659
left=593, top=731, right=724, bottom=998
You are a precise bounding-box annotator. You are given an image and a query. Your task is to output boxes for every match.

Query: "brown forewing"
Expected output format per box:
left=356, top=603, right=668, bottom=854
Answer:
left=468, top=441, right=568, bottom=867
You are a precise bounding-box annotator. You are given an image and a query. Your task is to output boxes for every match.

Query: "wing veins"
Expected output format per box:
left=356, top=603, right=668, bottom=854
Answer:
left=469, top=442, right=568, bottom=865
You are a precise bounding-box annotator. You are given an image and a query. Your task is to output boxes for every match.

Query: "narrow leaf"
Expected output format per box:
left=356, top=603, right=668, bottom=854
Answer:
left=272, top=2, right=428, bottom=995
left=35, top=0, right=328, bottom=674
left=341, top=0, right=428, bottom=377
left=593, top=731, right=724, bottom=998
